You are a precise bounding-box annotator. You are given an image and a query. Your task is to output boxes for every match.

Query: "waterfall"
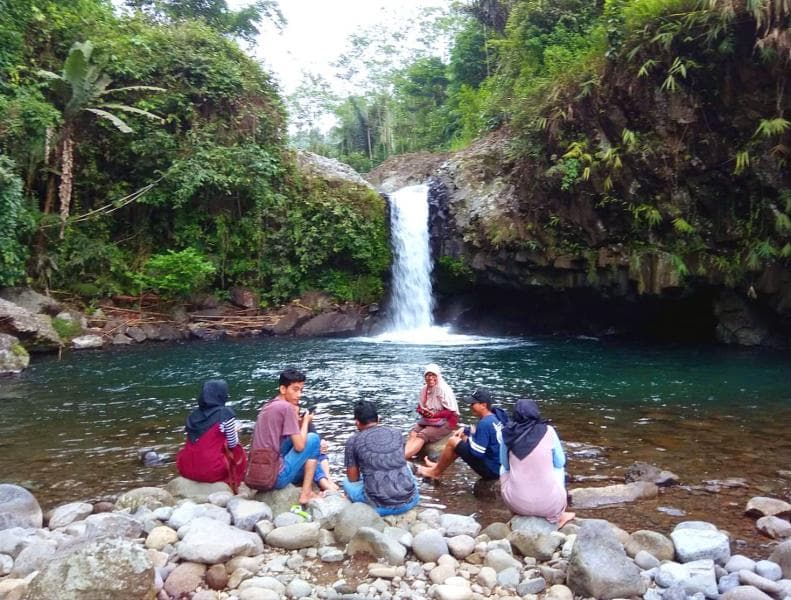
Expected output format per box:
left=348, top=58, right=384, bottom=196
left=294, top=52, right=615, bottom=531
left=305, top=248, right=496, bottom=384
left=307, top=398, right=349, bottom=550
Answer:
left=387, top=184, right=434, bottom=332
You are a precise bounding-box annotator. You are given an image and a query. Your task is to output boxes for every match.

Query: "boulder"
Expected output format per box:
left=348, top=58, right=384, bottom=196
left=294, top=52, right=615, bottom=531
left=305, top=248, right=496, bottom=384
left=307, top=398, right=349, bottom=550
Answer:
left=177, top=517, right=262, bottom=563
left=84, top=512, right=143, bottom=539
left=70, top=334, right=104, bottom=350
left=745, top=496, right=791, bottom=519
left=295, top=311, right=361, bottom=337
left=0, top=333, right=29, bottom=375
left=569, top=481, right=658, bottom=508
left=306, top=492, right=350, bottom=528
left=0, top=287, right=60, bottom=315
left=333, top=503, right=386, bottom=543
left=756, top=515, right=791, bottom=539
left=115, top=487, right=175, bottom=512
left=346, top=526, right=407, bottom=565
left=270, top=306, right=312, bottom=336
left=670, top=522, right=731, bottom=564
left=230, top=287, right=259, bottom=309
left=768, top=539, right=791, bottom=578
left=165, top=477, right=232, bottom=502
left=509, top=529, right=564, bottom=561
left=412, top=529, right=448, bottom=563
left=47, top=502, right=93, bottom=529
left=625, top=529, right=675, bottom=561
left=252, top=485, right=302, bottom=518
left=0, top=485, right=42, bottom=530
left=566, top=519, right=646, bottom=599
left=265, top=522, right=320, bottom=550
left=0, top=299, right=61, bottom=351
left=23, top=538, right=154, bottom=600
left=168, top=501, right=231, bottom=530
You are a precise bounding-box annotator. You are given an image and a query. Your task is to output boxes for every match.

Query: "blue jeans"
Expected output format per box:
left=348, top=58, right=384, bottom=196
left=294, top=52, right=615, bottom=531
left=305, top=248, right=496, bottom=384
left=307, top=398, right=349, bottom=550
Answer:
left=342, top=477, right=420, bottom=516
left=276, top=433, right=326, bottom=489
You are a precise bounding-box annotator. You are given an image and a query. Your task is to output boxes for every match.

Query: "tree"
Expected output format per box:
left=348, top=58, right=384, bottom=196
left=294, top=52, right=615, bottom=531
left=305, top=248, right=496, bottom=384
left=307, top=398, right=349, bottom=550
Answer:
left=38, top=40, right=163, bottom=237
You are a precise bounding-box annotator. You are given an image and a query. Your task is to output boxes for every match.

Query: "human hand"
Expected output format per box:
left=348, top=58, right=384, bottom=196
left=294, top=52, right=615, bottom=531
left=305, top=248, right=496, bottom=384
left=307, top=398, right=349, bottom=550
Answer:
left=320, top=439, right=329, bottom=453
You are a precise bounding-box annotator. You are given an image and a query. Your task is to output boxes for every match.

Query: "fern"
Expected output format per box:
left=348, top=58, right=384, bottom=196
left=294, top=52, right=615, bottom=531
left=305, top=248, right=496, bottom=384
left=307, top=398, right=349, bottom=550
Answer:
left=755, top=117, right=791, bottom=137
left=734, top=150, right=751, bottom=175
left=673, top=217, right=696, bottom=234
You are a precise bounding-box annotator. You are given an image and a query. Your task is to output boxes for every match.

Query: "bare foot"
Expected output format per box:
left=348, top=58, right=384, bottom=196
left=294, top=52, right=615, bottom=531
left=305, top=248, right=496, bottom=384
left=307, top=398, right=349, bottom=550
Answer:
left=417, top=465, right=439, bottom=480
left=422, top=456, right=438, bottom=468
left=319, top=478, right=340, bottom=492
left=557, top=511, right=576, bottom=528
left=298, top=490, right=321, bottom=504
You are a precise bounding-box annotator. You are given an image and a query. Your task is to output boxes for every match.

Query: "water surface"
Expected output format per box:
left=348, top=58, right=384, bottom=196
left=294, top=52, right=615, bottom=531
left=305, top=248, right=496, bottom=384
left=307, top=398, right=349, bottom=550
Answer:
left=1, top=335, right=789, bottom=551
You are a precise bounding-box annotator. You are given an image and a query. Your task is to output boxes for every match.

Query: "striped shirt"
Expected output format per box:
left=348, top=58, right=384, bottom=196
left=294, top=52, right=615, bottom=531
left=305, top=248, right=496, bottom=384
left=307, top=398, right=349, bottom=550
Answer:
left=219, top=417, right=239, bottom=448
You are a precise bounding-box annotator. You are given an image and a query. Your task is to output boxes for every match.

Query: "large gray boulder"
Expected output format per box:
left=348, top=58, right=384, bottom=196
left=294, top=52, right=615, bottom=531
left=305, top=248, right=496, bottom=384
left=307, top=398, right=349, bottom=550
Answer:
left=0, top=299, right=61, bottom=351
left=670, top=521, right=730, bottom=564
left=306, top=493, right=350, bottom=529
left=0, top=485, right=42, bottom=531
left=334, top=503, right=386, bottom=543
left=0, top=287, right=60, bottom=315
left=0, top=333, right=29, bottom=375
left=177, top=517, right=262, bottom=563
left=295, top=311, right=362, bottom=337
left=569, top=481, right=658, bottom=508
left=566, top=520, right=646, bottom=599
left=23, top=537, right=155, bottom=600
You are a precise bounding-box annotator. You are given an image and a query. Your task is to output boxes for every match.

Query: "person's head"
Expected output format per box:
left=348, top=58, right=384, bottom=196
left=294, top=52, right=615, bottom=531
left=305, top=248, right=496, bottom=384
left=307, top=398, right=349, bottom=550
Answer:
left=198, top=379, right=229, bottom=409
left=423, top=363, right=441, bottom=388
left=278, top=368, right=306, bottom=405
left=353, top=400, right=379, bottom=429
left=512, top=398, right=542, bottom=423
left=466, top=388, right=493, bottom=418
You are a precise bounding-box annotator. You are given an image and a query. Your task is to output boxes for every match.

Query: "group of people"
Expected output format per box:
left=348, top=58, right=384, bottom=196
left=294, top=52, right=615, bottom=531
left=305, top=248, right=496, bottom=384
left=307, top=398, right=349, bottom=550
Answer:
left=175, top=363, right=574, bottom=526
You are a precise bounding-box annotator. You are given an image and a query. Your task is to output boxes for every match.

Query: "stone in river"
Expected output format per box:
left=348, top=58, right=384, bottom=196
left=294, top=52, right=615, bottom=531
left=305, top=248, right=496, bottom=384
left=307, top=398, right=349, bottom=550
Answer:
left=720, top=586, right=775, bottom=600
left=569, top=481, right=658, bottom=509
left=345, top=527, right=406, bottom=565
left=178, top=517, right=263, bottom=563
left=265, top=522, right=320, bottom=550
left=670, top=522, right=730, bottom=564
left=0, top=484, right=42, bottom=530
left=756, top=515, right=791, bottom=539
left=768, top=539, right=791, bottom=578
left=745, top=496, right=791, bottom=518
left=625, top=529, right=675, bottom=561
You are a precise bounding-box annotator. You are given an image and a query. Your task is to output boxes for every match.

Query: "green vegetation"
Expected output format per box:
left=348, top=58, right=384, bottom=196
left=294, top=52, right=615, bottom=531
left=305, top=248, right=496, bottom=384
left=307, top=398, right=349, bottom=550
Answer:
left=0, top=0, right=389, bottom=306
left=51, top=316, right=82, bottom=341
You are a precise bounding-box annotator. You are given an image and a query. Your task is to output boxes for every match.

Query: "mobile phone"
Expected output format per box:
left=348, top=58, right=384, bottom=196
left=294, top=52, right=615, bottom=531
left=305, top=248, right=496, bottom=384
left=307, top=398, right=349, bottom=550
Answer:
left=306, top=405, right=317, bottom=414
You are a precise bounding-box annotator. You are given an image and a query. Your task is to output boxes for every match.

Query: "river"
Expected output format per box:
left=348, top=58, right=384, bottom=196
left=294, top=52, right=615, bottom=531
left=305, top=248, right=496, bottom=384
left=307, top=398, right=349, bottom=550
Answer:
left=1, top=334, right=789, bottom=553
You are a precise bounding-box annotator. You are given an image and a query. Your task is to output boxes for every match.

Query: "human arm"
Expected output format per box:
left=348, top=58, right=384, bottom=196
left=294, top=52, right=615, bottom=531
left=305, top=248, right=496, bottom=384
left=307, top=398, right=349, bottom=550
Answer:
left=467, top=419, right=491, bottom=458
left=344, top=436, right=360, bottom=481
left=498, top=437, right=510, bottom=473
left=220, top=417, right=239, bottom=449
left=550, top=427, right=565, bottom=469
left=289, top=407, right=311, bottom=452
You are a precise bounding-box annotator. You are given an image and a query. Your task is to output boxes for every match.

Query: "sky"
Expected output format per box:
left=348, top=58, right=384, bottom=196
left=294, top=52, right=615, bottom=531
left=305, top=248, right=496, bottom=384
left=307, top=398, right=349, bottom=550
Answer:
left=248, top=0, right=450, bottom=96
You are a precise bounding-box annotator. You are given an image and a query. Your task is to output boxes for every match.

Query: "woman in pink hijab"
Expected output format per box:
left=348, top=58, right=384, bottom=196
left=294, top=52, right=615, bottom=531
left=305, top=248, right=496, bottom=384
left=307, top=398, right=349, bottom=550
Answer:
left=404, top=363, right=459, bottom=459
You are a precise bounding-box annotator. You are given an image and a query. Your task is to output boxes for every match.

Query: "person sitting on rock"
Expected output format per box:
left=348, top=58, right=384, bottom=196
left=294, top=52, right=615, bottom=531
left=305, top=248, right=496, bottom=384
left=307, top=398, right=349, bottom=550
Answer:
left=404, top=363, right=459, bottom=459
left=417, top=388, right=507, bottom=481
left=251, top=368, right=337, bottom=505
left=499, top=398, right=575, bottom=527
left=344, top=400, right=420, bottom=516
left=176, top=379, right=247, bottom=491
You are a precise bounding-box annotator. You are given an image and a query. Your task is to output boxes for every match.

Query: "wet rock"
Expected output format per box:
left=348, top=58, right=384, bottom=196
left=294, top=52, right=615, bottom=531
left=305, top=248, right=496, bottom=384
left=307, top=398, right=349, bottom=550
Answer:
left=566, top=520, right=645, bottom=599
left=177, top=517, right=262, bottom=563
left=768, top=539, right=791, bottom=578
left=295, top=311, right=361, bottom=337
left=227, top=498, right=273, bottom=531
left=24, top=538, right=154, bottom=600
left=756, top=515, right=791, bottom=539
left=0, top=485, right=42, bottom=531
left=0, top=333, right=29, bottom=374
left=116, top=487, right=175, bottom=512
left=472, top=477, right=501, bottom=500
left=270, top=306, right=312, bottom=335
left=745, top=496, right=791, bottom=518
left=569, top=481, right=658, bottom=508
left=670, top=522, right=730, bottom=564
left=71, top=334, right=103, bottom=349
left=46, top=502, right=93, bottom=529
left=346, top=527, right=407, bottom=565
left=624, top=462, right=679, bottom=486
left=625, top=529, right=675, bottom=561
left=265, top=522, right=320, bottom=550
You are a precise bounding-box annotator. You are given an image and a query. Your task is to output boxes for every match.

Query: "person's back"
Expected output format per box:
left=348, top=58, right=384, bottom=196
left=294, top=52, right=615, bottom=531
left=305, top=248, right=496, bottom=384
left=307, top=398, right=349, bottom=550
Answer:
left=252, top=396, right=293, bottom=454
left=346, top=425, right=416, bottom=508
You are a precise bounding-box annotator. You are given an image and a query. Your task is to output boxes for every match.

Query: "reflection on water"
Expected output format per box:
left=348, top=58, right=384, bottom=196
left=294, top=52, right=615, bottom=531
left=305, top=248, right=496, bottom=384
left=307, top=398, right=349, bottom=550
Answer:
left=1, top=336, right=789, bottom=551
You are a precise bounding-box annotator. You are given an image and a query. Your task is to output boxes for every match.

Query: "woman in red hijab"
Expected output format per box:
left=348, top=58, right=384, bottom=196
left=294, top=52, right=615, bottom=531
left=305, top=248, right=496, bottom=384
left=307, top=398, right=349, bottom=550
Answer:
left=176, top=379, right=247, bottom=491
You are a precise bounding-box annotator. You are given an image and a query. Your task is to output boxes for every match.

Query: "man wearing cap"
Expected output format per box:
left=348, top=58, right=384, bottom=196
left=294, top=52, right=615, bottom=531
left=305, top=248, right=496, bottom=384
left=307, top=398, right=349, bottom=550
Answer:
left=417, top=388, right=507, bottom=481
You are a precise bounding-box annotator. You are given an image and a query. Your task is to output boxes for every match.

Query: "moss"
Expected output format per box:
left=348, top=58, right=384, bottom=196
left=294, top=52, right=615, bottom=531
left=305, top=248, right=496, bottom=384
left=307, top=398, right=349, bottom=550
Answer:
left=52, top=317, right=82, bottom=341
left=10, top=341, right=28, bottom=359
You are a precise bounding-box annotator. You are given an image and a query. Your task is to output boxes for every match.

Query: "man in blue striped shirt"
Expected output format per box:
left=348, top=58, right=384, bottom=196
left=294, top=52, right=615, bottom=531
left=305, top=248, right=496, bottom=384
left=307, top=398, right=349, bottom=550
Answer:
left=417, top=388, right=507, bottom=481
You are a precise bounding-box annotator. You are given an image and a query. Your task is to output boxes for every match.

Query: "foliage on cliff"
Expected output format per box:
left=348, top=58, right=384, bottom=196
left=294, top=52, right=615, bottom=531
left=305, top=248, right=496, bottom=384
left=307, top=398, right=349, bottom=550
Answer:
left=0, top=0, right=389, bottom=304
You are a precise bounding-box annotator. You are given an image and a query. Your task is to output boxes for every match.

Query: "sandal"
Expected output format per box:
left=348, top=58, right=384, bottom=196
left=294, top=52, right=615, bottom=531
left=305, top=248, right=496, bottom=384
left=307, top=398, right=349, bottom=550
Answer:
left=289, top=504, right=312, bottom=521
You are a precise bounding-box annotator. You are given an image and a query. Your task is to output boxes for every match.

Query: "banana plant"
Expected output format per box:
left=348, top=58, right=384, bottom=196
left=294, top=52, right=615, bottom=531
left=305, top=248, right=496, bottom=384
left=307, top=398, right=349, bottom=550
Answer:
left=38, top=41, right=164, bottom=237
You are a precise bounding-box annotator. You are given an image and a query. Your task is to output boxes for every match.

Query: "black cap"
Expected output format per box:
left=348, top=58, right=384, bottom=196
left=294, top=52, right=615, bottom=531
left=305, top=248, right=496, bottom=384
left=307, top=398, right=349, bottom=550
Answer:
left=466, top=388, right=493, bottom=405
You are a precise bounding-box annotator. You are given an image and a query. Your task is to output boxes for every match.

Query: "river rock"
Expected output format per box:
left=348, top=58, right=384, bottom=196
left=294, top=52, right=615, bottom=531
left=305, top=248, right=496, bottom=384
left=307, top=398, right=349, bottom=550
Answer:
left=334, top=502, right=385, bottom=543
left=569, top=481, right=658, bottom=508
left=0, top=333, right=29, bottom=374
left=625, top=529, right=675, bottom=561
left=726, top=555, right=758, bottom=573
left=0, top=299, right=61, bottom=350
left=346, top=526, right=407, bottom=565
left=566, top=519, right=646, bottom=599
left=205, top=563, right=227, bottom=589
left=230, top=286, right=258, bottom=309
left=545, top=583, right=574, bottom=600
left=238, top=588, right=280, bottom=600
left=756, top=515, right=791, bottom=539
left=624, top=462, right=680, bottom=486
left=509, top=528, right=564, bottom=561
left=285, top=577, right=312, bottom=599
left=720, top=586, right=775, bottom=600
left=252, top=485, right=301, bottom=517
left=412, top=528, right=448, bottom=562
left=441, top=513, right=481, bottom=538
left=433, top=584, right=473, bottom=600
left=0, top=485, right=42, bottom=531
left=306, top=492, right=349, bottom=528
left=227, top=498, right=273, bottom=531
left=754, top=559, right=782, bottom=580
left=739, top=569, right=783, bottom=595
left=265, top=521, right=320, bottom=550
left=177, top=517, right=262, bottom=563
left=145, top=525, right=179, bottom=550
left=745, top=496, right=791, bottom=518
left=0, top=527, right=41, bottom=558
left=670, top=522, right=731, bottom=564
left=768, top=539, right=791, bottom=577
left=0, top=287, right=60, bottom=315
left=116, top=487, right=176, bottom=512
left=168, top=501, right=231, bottom=529
left=485, top=548, right=522, bottom=572
left=295, top=311, right=361, bottom=337
left=164, top=561, right=206, bottom=597
left=270, top=306, right=312, bottom=335
left=447, top=534, right=476, bottom=559
left=83, top=512, right=144, bottom=539
left=23, top=537, right=154, bottom=600
left=71, top=334, right=103, bottom=350
left=481, top=522, right=511, bottom=540
left=9, top=538, right=58, bottom=576
left=165, top=477, right=232, bottom=502
left=660, top=559, right=718, bottom=598
left=45, top=501, right=92, bottom=529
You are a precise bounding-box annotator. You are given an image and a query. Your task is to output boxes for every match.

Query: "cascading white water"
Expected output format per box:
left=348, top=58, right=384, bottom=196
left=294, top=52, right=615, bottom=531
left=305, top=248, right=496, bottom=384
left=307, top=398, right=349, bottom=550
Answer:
left=387, top=184, right=434, bottom=331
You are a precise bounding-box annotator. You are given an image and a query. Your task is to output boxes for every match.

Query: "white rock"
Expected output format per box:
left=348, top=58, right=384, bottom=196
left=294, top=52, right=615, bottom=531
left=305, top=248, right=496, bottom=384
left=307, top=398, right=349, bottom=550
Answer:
left=177, top=517, right=262, bottom=563
left=47, top=502, right=93, bottom=529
